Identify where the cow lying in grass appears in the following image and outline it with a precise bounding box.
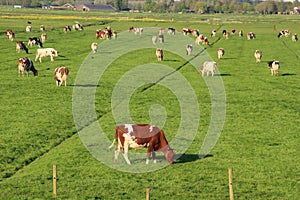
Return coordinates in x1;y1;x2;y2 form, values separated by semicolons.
109;124;175;165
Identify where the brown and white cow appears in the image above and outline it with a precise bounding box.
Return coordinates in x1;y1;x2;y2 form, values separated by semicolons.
6;29;15;42
200;61;217;76
211;29;216;37
278;29;290;38
73;23;84;31
109;124;175;165
54;66;69;86
40;25;45;32
156;48;163;61
217;48;224;59
182;28;193;35
91;42;98;54
254;50;262;63
16;41;29;54
268;60;280;76
129;26;143;35
41;33;47;43
238;30;243;37
18;58;25;76
35;48;58;63
247;32;256;40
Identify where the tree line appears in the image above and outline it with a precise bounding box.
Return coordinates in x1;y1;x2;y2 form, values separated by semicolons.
1;0;299;14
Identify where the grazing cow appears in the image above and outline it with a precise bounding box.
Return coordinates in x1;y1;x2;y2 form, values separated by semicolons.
6;29;15;42
222;30;227;36
167;28;175;35
63;25;71;33
129;26;143;35
196;34;205;45
40;25;45;32
211;29;216;37
18;58;25;76
268;60;280;76
254;50;262;63
109;124;175;165
182;28;193;35
278;29;290;38
200;61;217;76
186;44;193;55
192;29;200;37
247;32;256;40
54;66;69;86
35;48;58;63
238;30;243;37
156;48;163;61
21;57;38;77
152;36;157;45
158;29;164;43
41;33;47;43
292;33;298;42
26;26;32;32
91;42;98;54
217;48;224;59
16;41;29;54
231;29;236;35
28;37;43;48
73;23;84;31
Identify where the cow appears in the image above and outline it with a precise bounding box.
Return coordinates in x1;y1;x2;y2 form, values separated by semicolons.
109;124;175;165
112;31;117;39
222;30;227;36
152;36;157;45
167;28;175;35
268;60;280;76
192;29;200;37
91;42;98;54
156;48;163;61
18;58;25;76
6;29;15;42
41;33;47;43
63;25;71;33
73;23;84;31
35;48;58;63
238;30;243;37
217;48;224;59
247;32;256;40
211;29;216;37
40;25;45;32
231;29;236;35
292;33;298;42
28;37;43;48
186;44;193;55
278;29;290;38
16;41;29;54
54;66;69;86
26;26;32;32
129;26;143;35
21;57;38;77
254;50;262;63
200;61;217;76
158;29;164;43
182;28;193;35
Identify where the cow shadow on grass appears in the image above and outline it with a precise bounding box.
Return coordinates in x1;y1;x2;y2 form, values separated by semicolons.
214;73;231;76
175;153;213;163
71;84;100;87
281;73;296;76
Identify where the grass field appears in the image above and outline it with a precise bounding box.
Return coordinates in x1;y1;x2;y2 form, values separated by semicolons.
0;7;299;199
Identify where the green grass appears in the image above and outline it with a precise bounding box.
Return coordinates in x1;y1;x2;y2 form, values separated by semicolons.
0;7;299;199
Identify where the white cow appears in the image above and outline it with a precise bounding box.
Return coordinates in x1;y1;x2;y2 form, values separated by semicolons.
91;42;98;54
200;61;217;76
35;48;58;63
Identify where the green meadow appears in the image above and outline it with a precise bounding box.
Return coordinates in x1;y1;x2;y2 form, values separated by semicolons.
0;7;299;199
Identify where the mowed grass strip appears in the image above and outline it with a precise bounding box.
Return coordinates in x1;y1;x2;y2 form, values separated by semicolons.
0;8;299;199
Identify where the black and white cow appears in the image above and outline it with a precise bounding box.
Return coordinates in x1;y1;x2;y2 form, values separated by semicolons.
268;60;280;76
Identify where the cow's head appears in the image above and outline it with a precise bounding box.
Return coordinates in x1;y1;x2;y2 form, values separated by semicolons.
52;50;58;57
165;147;175;164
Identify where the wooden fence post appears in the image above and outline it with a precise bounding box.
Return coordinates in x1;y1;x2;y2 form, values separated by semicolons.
228;168;234;200
146;188;151;200
53;164;57;198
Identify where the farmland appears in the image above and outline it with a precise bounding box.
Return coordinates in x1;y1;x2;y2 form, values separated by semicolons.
0;7;299;199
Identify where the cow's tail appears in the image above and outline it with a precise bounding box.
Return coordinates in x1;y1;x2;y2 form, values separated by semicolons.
108;139;116;149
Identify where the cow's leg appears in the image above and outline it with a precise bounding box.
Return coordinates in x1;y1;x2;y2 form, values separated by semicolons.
152;151;157;164
122;139;131;165
50;55;53;62
114;147;120;164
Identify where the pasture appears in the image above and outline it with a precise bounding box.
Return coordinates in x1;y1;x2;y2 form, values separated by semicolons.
0;7;299;199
